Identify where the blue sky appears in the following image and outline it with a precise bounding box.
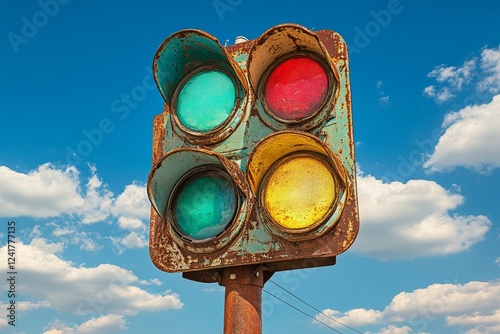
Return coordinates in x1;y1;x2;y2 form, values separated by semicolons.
1;1;500;333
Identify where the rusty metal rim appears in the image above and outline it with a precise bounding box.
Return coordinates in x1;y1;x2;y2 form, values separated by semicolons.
246;130;349;241
256;51;338;129
147;148;252;254
170;62;248;145
167;165;241;244
258;151;345;235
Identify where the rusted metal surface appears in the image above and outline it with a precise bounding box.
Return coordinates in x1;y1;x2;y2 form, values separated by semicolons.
221;265;265;334
148;24;359;279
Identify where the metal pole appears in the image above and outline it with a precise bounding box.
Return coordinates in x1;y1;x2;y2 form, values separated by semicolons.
221;265;264;334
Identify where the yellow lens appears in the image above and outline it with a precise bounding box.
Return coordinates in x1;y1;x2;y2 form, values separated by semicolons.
262;154;336;230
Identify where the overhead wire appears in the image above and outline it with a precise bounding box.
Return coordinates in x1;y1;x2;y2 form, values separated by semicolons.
262;288;344;334
265;279;363;334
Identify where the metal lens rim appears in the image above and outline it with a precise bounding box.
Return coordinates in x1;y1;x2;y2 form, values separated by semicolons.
259;52;336;125
169;165;241;244
171;63;244;138
259;151;341;235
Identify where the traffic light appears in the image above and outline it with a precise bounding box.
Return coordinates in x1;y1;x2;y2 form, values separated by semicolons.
147;24;359;281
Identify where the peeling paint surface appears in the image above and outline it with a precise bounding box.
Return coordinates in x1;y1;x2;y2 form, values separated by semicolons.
148;24;359;280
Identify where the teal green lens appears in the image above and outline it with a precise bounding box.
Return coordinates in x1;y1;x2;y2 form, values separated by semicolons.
177;70;236;132
174;171;237;240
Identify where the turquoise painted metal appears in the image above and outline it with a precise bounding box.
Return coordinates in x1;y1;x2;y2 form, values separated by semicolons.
147;24;359;279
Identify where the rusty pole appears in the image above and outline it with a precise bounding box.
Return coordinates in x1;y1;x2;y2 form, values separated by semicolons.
221;265;264;334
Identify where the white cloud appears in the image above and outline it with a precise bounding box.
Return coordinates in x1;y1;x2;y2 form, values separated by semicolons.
462;324;500;334
375;80;390;106
427;59;476;89
424;44;500;102
424;94;500;172
43;314;127;334
117;232;148;250
77;171;114;224
0;163;150;251
30;237;65;254
352;173;490;260
316;308;383;328
315;280;500;333
0;300;51;313
479;44;500;93
379;95;390;105
140;278;162;286
423;85;436;97
435;87;454;102
0;164;84;218
0;301;52;330
0;163;113;223
447;309;500;326
423;85;454;102
0;164;148;223
112;183;149;220
48;224;103;252
377;325;415;334
52;226;75;237
0;243;183;316
117;217;145;230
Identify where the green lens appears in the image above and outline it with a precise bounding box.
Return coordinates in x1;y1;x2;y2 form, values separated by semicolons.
174;171;237;240
177;70;236;132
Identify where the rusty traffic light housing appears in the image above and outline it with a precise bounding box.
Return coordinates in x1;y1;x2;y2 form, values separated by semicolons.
147;24;359;282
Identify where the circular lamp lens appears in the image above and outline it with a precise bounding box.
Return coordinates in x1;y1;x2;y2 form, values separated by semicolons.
262;154;336;230
264;57;328;121
177;70;236;132
173;170;238;241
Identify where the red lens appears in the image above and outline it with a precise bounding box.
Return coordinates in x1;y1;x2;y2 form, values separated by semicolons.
264;57;328;121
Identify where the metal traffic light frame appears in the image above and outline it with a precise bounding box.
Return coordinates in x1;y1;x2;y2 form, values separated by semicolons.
148;24;359;284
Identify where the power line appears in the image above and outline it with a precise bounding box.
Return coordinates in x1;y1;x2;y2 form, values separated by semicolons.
267;280;363;334
263;289;344;334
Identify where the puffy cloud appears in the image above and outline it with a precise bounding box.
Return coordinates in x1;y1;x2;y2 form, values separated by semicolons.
424;94;500;172
423;85;454;102
77;170;114;224
316;308;383;328
114;232;148;251
427;59;476;89
315;280;500;333
0;163;150;250
479;44;500;93
0;164;84;218
112;183;149;221
423;85;436;96
30;237;65;254
447;310;500;327
377;325;415;334
424;44;500;102
117;217;145;230
43;314;127;334
0;163;113;222
0;243;183;316
352;173;490;260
